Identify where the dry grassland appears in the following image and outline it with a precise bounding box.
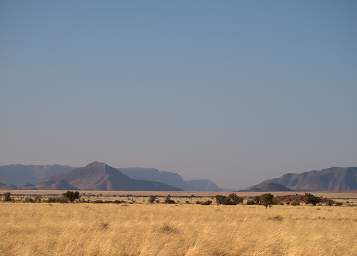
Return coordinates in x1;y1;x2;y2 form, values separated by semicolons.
0;203;356;256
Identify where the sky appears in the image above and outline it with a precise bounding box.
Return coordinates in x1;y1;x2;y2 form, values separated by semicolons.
1;1;356;189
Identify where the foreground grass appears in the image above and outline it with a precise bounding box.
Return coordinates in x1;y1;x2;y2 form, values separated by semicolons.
0;203;356;256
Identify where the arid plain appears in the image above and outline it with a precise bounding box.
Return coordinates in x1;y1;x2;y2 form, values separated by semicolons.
1;191;357;256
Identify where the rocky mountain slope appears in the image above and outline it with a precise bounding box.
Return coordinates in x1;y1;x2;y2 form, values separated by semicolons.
245;167;357;192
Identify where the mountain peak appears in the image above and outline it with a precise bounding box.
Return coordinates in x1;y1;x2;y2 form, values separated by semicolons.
85;161;107;168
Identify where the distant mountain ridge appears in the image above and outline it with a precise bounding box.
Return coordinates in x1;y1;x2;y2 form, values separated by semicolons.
0;162;222;191
0;182;17;190
34;162;181;191
242;182;291;192
120;168;222;191
245;167;357;192
0;164;73;186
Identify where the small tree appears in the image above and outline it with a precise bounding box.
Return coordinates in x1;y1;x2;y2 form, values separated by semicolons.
63;191;81;203
4;192;11;202
304;193;321;206
228;193;243;204
325;199;335;206
253;196;261;204
216;195;231;205
148;195;158;204
215;194;242;205
164;195;176;204
246;199;255;205
216;195;225;205
260;193;274;208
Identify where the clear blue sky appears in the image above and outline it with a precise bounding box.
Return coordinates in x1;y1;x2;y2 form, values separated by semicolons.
1;1;356;188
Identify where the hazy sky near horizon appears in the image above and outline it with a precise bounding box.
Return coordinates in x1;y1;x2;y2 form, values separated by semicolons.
1;1;356;188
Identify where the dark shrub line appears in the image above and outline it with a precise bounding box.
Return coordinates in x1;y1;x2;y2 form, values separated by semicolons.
0;191;345;207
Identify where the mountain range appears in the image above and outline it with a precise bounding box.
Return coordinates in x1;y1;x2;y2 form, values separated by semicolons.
120;168;222;191
1;163;356;192
244;167;357;192
0;162;222;191
36;162;181;191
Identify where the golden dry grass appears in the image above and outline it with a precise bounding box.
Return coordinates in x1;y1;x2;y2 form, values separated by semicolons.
0;203;357;256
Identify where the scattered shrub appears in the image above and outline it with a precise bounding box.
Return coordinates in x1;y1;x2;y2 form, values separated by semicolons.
34;195;42;203
113;200;126;204
24;197;34;203
47;197;68;203
304;193;322;206
164;195;176;204
325;199;335;206
215;193;242;205
253;196;261;204
158;223;178;234
246;199;255;205
63;191;81;203
3;192;11;202
291;200;300;206
228;193;243;204
272;197;282;205
216;195;229;205
259;193;274;208
148;195;158;204
196;200;212;205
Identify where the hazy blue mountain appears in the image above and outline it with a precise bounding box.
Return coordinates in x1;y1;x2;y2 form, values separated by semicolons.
186;179;222;191
120;168;188;189
36;179;78;190
245;167;357;192
38;162;182;191
0;182;17;190
120;167;222;191
0;163;221;191
0;164;73;186
242;182;291;192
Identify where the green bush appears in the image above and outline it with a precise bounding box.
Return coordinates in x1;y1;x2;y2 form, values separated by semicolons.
246;199;256;205
215;193;242;205
253;196;261;204
63;191;81;203
228;193;243;204
304;193;321;206
259;193;274;208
